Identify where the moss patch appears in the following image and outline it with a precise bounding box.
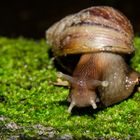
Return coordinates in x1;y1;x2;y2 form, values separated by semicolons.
0;37;140;139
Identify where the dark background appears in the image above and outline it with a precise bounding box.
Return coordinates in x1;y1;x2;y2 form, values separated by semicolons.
1;0;140;39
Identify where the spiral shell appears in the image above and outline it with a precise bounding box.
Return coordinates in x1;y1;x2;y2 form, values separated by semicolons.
46;6;134;56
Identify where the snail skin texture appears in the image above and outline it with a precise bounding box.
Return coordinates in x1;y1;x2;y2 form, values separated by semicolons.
46;6;140;113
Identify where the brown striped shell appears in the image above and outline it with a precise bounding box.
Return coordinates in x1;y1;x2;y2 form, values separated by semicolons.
46;6;134;56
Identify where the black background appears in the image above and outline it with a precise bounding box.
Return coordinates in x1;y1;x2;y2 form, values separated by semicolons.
1;0;140;39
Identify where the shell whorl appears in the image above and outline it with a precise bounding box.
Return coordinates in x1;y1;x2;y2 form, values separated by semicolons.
46;6;134;56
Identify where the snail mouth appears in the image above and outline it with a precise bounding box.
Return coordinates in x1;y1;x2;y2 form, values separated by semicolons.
67;99;97;113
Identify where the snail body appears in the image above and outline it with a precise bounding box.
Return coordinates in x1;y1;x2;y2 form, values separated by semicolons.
46;6;140;113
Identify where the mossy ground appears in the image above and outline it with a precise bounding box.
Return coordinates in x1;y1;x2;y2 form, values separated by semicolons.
0;37;140;139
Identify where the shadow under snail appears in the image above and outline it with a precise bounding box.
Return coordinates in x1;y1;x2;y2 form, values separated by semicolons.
46;6;140;113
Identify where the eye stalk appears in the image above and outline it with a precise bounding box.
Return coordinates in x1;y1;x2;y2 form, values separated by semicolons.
57;72;76;84
58;72;109;87
87;79;109;88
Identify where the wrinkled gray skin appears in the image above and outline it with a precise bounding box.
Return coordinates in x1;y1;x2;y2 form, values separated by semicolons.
61;52;140;113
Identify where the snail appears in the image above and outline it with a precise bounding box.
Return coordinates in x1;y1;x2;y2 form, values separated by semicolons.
46;6;140;113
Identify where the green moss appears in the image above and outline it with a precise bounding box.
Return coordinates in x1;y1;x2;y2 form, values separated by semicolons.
0;37;140;139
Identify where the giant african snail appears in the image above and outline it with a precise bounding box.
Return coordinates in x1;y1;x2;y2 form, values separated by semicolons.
46;6;140;113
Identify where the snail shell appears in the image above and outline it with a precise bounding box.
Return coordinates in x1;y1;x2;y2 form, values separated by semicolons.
46;6;134;56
